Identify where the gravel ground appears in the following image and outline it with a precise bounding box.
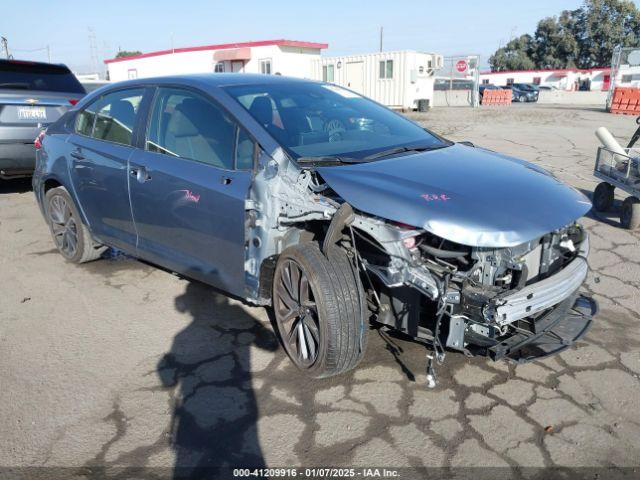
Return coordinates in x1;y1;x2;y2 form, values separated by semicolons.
0;103;639;479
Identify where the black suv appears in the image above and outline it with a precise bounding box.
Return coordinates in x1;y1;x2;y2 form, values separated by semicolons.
0;60;85;179
510;83;539;102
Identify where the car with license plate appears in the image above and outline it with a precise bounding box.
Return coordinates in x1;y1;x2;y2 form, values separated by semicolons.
0;59;85;179
33;74;597;379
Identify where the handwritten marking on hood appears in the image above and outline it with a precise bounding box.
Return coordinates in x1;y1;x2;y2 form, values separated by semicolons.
421;193;451;202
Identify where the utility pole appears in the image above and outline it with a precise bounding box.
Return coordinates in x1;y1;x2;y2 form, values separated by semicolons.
1;36;10;59
88;27;98;75
46;44;51;63
379;26;383;52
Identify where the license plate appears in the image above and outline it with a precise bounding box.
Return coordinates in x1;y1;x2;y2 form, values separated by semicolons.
17;107;47;121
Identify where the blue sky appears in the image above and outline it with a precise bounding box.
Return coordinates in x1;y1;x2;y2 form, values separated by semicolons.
0;0;612;73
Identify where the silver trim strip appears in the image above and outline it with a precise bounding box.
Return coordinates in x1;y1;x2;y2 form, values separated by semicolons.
492;235;589;325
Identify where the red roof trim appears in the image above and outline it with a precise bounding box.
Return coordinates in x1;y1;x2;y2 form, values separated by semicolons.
480;67;610;75
104;39;328;64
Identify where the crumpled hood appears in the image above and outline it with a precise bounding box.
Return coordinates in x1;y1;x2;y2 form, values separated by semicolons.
317;144;591;247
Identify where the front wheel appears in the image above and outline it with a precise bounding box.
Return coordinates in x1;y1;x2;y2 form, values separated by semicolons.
593;182;615;211
45;186;105;263
518;95;526;102
273;243;367;378
621;196;640;230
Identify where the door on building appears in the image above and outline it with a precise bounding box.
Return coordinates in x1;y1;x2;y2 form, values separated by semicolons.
231;60;244;73
346;61;365;94
602;74;611;91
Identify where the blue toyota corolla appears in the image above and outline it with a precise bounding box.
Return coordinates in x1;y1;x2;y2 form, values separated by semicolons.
33;74;596;379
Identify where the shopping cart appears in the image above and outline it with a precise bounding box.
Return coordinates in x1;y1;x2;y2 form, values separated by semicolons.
592;118;640;229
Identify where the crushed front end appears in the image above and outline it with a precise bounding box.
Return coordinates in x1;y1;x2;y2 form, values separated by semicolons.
350;216;596;363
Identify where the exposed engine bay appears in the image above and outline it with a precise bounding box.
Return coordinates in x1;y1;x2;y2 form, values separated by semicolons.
244;147;596;365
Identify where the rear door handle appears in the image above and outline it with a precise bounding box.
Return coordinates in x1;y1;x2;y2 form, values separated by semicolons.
220;176;233;185
130;166;152;183
70;149;84;160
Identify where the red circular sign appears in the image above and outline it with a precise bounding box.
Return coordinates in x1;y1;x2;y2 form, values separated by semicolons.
456;60;468;72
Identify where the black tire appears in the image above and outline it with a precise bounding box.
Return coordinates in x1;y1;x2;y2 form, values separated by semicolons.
621;196;640;230
593;182;615;212
44;186;105;263
272;243;367;378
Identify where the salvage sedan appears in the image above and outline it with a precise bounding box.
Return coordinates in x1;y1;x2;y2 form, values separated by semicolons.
33;74;596;378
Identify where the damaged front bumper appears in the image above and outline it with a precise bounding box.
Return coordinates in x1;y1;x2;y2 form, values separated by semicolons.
485;235;589;326
354;215;597;364
462;293;597;362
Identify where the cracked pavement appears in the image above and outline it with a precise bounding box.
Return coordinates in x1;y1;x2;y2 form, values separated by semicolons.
1;104;639;477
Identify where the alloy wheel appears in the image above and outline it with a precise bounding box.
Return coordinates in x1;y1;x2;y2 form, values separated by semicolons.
48;194;79;258
274;259;320;367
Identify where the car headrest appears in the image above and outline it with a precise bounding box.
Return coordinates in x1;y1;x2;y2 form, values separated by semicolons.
110;100;135;128
249;96;273;126
167;99;204;137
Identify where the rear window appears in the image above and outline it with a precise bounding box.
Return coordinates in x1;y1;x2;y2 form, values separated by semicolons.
0;61;85;93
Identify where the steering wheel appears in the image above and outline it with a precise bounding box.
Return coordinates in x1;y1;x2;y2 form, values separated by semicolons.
324;118;346;142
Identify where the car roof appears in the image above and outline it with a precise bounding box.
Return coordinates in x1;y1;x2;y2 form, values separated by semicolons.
107;73;318;90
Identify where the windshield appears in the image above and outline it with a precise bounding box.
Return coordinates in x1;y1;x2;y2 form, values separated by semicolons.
0;61;85;93
224;82;449;161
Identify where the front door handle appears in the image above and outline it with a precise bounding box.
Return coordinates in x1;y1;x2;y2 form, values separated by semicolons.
130;166;152;183
70;149;84;160
220;176;233;185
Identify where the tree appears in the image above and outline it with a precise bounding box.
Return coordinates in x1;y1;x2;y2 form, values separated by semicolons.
489;35;536;71
115;50;142;59
488;0;640;71
574;0;640;68
531;11;579;69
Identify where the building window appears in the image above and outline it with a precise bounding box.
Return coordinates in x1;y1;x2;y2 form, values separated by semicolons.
322;64;335;82
506;78;514;85
533;77;541;85
427;60;432;69
127;69;138;80
260;59;272;75
379;60;393;79
482;79;489;84
622;74;633;83
214;62;225;73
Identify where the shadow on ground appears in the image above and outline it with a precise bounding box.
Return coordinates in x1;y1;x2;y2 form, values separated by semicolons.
578;187;627;228
157;281;279;478
0;177;32;194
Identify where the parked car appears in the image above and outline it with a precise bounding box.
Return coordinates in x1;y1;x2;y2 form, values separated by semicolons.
33;74;596;378
0;59;85;179
507;84;539;103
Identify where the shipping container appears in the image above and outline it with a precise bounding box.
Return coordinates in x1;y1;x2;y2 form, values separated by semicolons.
312;50;443;110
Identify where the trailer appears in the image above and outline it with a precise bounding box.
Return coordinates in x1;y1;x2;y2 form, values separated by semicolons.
312;50;443;110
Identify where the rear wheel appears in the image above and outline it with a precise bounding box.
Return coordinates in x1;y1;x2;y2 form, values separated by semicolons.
45;186;105;263
621;196;640;230
593;182;615;211
273;243;367;378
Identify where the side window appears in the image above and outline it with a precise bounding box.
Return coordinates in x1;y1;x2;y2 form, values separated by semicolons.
146;88;236;170
92;89;144;146
236;128;255;170
75;100;97;136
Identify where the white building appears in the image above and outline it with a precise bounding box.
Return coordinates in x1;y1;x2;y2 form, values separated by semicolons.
479;66;640;92
105;39;328;82
312;50;443;110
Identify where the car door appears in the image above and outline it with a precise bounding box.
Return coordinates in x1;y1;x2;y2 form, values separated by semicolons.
68;87;146;251
128;86;255;296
